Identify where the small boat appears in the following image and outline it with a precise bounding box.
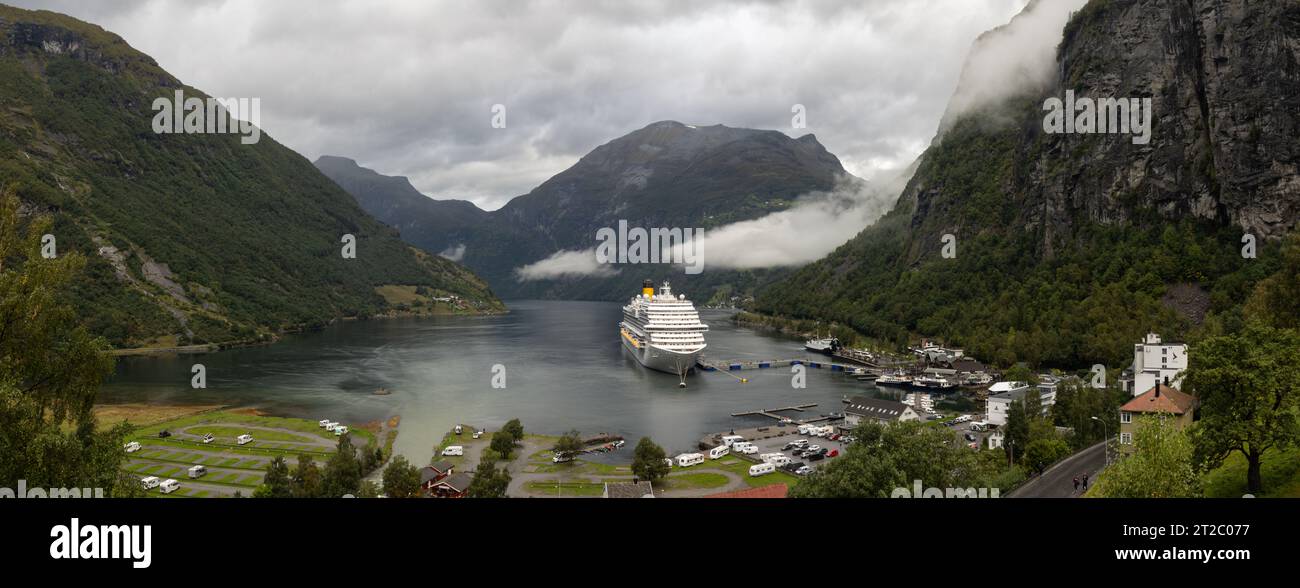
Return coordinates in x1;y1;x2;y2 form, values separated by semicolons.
914;375;957;390
805;336;841;355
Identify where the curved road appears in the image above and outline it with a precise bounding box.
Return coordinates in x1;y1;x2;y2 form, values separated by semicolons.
1007;440;1109;498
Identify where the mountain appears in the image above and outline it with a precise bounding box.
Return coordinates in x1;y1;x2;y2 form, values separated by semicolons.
0;6;504;350
753;0;1299;368
317;121;857;301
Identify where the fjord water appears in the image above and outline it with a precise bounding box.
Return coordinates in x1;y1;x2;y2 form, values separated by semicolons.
100;300;871;461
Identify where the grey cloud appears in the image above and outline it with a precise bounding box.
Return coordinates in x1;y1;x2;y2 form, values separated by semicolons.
12;0;1041;210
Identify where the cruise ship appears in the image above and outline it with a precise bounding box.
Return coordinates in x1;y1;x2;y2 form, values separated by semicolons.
620;280;709;378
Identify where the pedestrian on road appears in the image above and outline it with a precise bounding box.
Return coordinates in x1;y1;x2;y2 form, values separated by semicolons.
1083;473;1090;490
1073;476;1079;491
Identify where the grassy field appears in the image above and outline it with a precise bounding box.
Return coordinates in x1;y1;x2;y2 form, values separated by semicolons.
116;408;374;498
1202;447;1300;498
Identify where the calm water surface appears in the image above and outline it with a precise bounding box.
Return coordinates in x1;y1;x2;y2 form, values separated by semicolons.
100;300;874;461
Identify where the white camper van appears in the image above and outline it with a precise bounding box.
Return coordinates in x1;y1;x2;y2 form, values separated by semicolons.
708;445;730;460
748;463;776;477
334;425;349;436
720;435;745;447
797;424;812;435
140;476;160;490
236;434;253;445
159;479;180;494
319;419;331;428
124;441;141;453
441;445;464;457
676;453;704;467
187;465;207;479
767;454;792;467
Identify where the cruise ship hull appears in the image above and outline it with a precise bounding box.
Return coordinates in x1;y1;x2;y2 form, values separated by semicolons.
621;330;704;374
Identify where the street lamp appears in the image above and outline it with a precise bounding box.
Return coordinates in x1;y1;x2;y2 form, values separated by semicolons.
1091;416;1111;466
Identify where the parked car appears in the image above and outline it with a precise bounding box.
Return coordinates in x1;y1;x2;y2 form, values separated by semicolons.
795;465;814;475
807;445;821;453
829;433;842;441
827;449;839;458
964;433;977;442
472;430;483;439
201;433;215;444
807;452;825;462
157;430;171;438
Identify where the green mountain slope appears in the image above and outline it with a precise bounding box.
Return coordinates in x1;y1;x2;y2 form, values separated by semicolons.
754;0;1298;368
0;6;504;349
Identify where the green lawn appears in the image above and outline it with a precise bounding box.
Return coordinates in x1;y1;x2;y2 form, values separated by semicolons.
1202;447;1300;498
662;472;730;490
523;479;606;497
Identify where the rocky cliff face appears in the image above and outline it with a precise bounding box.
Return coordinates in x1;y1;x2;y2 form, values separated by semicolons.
754;0;1298;367
905;0;1298;261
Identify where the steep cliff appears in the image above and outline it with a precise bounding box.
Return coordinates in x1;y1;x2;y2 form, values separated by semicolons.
755;0;1298;367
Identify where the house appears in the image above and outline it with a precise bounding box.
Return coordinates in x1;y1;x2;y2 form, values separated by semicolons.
1126;333;1187;396
603;480;654;498
986;384;1055;426
419;461;455;493
703;484;789;499
986;430;1004;450
842;396;919;428
426;472;473;498
1118;382;1197;454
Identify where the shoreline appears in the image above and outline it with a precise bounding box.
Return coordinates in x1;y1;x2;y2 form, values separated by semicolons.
108;306;509;357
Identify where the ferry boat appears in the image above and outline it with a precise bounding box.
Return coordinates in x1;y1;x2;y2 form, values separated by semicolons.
620;280;709;378
875;371;914;387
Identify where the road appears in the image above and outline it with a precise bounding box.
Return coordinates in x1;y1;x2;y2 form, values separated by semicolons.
1007;440;1109;498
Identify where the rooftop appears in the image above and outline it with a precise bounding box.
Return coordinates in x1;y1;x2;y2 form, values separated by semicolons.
844;395;911;420
604;481;655;498
1121;384;1196;415
703;484;789;499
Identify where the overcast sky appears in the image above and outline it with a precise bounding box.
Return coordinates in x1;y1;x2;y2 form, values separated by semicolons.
10;0;1050;210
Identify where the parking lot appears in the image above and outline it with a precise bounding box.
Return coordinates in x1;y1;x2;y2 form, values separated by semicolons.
725;425;852;475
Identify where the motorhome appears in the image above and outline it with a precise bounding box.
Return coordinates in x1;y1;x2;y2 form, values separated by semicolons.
441;445;464;457
766;454;792;467
140;476;160;490
708;445;730;460
676;453;704;467
236;434;253;445
733;442;758;454
159;479;180;494
748;463;776;477
954;415;972;424
760;452;784;463
970;421;988;432
720;435;745;447
318;419;331;428
334;425;349;436
797;424;812;435
187;465;207;479
124;441;141;453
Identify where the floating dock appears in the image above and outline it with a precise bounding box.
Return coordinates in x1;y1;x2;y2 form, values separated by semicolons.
697;357;885;374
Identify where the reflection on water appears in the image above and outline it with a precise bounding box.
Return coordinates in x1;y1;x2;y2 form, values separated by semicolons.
100;300;874;461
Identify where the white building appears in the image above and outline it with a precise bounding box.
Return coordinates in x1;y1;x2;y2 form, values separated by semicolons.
986;384;1054;427
1127;333;1187;396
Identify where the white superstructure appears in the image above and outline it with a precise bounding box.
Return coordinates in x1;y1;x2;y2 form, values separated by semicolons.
620;280;708;376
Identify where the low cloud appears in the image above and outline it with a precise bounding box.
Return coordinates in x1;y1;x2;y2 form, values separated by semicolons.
515;249;619;281
938;0;1089;134
438;244;466;262
673;175;899;270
